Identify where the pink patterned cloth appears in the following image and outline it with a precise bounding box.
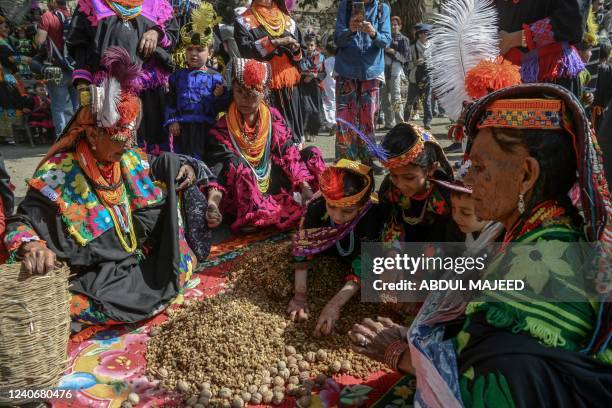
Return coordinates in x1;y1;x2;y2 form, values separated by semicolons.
76;0;174;28
208;107;324;233
526;17;555;49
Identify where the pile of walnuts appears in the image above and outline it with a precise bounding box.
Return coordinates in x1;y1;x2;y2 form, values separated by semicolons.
146;242;389;407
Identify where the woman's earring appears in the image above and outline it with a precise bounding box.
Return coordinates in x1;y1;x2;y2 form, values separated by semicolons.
518;193;525;214
425;180;431;191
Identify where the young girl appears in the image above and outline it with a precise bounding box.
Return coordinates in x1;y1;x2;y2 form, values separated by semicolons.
379;123;459;244
289;159;381;336
299;33;324;143
28;81;54;143
165;43;230;160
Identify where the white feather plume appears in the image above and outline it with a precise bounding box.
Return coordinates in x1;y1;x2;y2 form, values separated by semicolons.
428;0;500;121
99;77;122;128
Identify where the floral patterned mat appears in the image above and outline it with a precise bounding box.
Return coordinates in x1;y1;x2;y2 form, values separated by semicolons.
50;231;416;408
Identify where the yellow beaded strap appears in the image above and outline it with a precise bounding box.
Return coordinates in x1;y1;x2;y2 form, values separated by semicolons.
107;203;138;253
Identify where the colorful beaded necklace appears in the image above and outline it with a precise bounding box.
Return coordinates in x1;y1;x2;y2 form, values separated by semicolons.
76;140;137;252
501;200;566;250
227;103;273;192
105;0;144;21
251;3;287;37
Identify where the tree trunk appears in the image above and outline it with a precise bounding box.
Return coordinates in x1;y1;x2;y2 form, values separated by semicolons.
390;0;426;42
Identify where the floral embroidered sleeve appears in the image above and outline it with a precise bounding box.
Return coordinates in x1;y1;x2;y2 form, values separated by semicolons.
522;0;584;49
3;221;44;263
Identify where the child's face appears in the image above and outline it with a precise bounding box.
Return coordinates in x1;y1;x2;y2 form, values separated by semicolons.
306;41;316;53
389;164;430;198
391;21;401;34
326;202;361;225
186;46;209;69
18;30;26;39
451;193;488;234
579;48;592;64
35;85;47;96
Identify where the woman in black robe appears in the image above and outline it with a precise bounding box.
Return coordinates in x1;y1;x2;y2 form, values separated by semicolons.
3;48;215;326
234;0;305;145
67;0;179;152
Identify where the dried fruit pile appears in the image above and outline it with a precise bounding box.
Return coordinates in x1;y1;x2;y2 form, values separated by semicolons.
146;241;389;407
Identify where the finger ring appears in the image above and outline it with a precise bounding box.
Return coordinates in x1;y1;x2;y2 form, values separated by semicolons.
358;334;369;347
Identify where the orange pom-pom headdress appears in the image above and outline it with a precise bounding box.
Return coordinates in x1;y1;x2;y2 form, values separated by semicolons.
233;58;272;94
465;58;521;100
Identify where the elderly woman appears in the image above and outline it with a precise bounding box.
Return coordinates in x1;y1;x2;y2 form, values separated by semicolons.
234;0;305;145
3;48;215;326
205;58;324;233
349;84;612;407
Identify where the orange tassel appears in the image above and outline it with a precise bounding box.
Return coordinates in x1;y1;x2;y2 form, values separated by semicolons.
268;54;301;90
465;58;521;100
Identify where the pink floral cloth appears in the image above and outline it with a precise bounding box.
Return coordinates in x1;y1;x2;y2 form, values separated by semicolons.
207;107;324;232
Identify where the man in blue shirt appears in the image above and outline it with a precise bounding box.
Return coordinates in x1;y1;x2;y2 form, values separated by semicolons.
334;0;391;167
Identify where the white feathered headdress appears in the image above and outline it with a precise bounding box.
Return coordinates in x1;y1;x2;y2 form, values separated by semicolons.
427;0;500;121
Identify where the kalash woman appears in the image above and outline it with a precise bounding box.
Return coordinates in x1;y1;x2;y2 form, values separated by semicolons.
68;0;179;153
234;0;305;145
3;48;216;327
289;159;381;336
348;84;612;407
378;123;461;243
205;58;324;233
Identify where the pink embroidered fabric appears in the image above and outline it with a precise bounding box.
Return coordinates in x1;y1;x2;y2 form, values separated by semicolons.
208;107;324;232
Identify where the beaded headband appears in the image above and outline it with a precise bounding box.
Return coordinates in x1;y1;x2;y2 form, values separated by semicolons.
320;159;373;208
383;137;425;169
477;98;564;130
382;123;436;169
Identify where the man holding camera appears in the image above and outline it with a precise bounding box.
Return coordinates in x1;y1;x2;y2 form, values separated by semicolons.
334;0;391;169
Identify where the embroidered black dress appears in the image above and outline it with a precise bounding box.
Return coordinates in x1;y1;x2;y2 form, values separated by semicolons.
4;152;211;324
234;5;305;144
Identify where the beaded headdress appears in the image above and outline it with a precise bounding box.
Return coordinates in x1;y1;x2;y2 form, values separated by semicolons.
232;58;272;94
381;123;454;180
179;1;221;47
38;47;142;166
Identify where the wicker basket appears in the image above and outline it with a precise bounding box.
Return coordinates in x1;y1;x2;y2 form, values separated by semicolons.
0;263;71;406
